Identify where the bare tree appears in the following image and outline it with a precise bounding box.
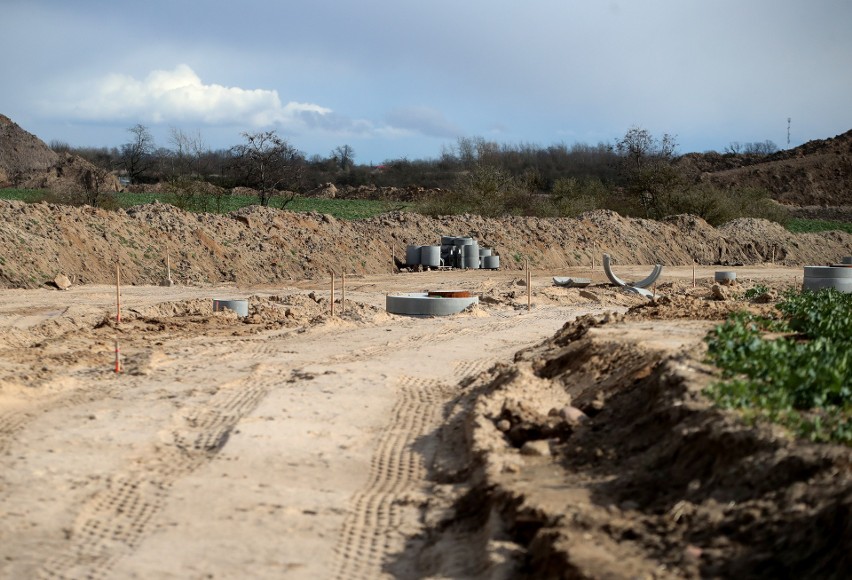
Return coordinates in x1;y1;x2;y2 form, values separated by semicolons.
230;130;305;206
725;141;743;155
120;124;155;183
743;140;778;155
615;126;677;169
331;145;355;171
169;127;207;179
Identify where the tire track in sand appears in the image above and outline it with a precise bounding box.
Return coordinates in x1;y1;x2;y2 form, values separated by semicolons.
332;375;452;579
36;365;274;580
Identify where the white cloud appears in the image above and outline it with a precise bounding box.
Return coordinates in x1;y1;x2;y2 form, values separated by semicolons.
51;64;332;129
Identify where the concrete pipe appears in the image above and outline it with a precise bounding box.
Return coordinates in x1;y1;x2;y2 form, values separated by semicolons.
213;299;249;317
454;237;474;247
803;266;852;278
479;248;492;257
406;245;422;266
714;271;737;284
441;236;457;246
803;266;852;293
462;243;480;269
386;292;479;316
482;255;500;269
420;245;442;268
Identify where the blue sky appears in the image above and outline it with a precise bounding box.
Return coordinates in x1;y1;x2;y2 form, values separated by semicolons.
2;0;850;164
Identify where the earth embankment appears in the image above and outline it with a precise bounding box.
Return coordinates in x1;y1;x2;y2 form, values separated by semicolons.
1;200;850;289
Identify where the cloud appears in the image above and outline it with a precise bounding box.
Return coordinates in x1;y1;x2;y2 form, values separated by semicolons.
49;64;332;129
383;107;461;138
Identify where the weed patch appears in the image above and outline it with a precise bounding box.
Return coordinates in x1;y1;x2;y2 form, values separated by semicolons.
705;289;852;444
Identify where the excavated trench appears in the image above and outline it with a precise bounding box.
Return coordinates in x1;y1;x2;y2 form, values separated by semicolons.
403;313;852;579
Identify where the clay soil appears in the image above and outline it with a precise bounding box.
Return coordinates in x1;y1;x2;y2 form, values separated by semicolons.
0;259;850;579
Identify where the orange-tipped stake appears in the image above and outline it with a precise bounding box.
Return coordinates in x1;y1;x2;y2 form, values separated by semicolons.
114;338;121;373
330;271;335;317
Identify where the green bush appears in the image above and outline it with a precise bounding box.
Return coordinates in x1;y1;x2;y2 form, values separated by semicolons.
705;289;852;444
551;177;607;217
657;185;788;226
417;164;539;217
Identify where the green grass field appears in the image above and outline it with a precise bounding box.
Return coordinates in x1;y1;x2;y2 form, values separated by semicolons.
0;188;409;220
786;218;852;235
1;188;850;230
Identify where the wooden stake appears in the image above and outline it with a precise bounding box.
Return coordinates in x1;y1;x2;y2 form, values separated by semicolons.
772;245;776;265
392;245;395;274
115;262;121;323
653;281;657;302
692;261;696;288
330;271;335;317
166;253;171;279
526;259;531;311
342;272;346;314
114;337;121;373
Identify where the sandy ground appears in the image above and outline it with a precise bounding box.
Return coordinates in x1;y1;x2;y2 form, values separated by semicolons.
0;267;610;578
0;265;819;578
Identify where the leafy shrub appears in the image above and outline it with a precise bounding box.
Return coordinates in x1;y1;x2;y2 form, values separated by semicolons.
742;284;769;300
37;184;120;210
657;185;788;226
705;289;852;444
417;164;543;217
551;177;607;217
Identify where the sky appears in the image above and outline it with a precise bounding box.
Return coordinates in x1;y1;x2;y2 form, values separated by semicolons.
2;0;851;165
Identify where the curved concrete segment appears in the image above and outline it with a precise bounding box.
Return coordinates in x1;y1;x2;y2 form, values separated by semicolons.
553;277;591;288
602;254;662;289
213;299;249;317
386;292;479;316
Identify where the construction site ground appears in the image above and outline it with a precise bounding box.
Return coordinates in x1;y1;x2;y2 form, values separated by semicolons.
2;265;849;579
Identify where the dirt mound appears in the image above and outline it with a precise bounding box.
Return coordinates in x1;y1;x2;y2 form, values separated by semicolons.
413;313;852;578
0;114;59;185
0;114;119;192
1;200;850;289
677;129;852;206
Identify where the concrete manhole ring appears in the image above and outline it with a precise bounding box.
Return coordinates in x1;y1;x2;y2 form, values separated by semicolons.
386;292;479;316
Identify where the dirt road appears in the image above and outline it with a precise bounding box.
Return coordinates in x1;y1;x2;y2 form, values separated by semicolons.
3;265;845;579
0;269;621;578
